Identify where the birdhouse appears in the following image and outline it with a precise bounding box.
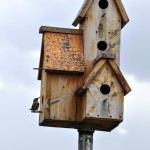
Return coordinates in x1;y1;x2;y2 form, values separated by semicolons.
75;58;131;131
71;0;131;131
36;0;131;131
38;26;85;128
72;0;129;69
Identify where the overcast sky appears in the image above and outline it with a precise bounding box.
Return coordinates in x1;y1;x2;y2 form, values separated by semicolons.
0;0;150;150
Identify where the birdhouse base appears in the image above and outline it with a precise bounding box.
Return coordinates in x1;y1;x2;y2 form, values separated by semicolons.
39;119;76;129
73;118;123;132
39;118;122;132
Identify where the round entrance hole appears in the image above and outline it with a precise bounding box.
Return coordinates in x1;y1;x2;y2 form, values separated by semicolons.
99;0;109;9
100;84;110;95
97;41;107;51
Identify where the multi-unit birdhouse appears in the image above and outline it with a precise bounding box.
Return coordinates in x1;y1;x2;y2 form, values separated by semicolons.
37;0;131;131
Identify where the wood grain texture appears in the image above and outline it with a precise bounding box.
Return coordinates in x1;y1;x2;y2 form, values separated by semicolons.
49;74;78;121
115;0;129;27
40;26;83;34
93;53;114;65
72;0;129;28
39;71;51;123
85;62;124;120
76;59;106;95
108;60;131;95
79;0;121;82
77;59;131;95
72;0;94;26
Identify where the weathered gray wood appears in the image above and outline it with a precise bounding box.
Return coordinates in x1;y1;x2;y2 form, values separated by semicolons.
39;70;50;123
93;53;114;65
79;0;122;80
34;68;45;70
72;0;94;27
76;59;106;95
108;60;131;95
40;26;83;34
76;59;131;95
115;0;129;27
38;0;131;131
85;62;124;120
72;0;129;28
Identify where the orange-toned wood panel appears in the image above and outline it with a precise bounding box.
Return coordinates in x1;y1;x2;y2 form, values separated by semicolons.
43;33;85;74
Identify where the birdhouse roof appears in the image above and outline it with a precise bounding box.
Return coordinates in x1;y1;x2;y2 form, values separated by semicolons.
76;59;131;95
72;0;129;28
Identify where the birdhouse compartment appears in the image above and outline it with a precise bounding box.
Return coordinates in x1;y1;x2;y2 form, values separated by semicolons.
76;59;131;131
38;26;85;127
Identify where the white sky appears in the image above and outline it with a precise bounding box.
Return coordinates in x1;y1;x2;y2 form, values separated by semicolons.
0;0;150;150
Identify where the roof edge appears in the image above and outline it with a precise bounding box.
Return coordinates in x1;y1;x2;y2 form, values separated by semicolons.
108;60;131;95
76;59;131;95
72;0;129;28
76;59;107;95
40;26;83;35
115;0;129;28
72;0;94;27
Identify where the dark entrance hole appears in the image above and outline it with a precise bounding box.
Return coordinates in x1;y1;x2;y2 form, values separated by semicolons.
98;0;109;9
100;84;110;95
97;41;107;51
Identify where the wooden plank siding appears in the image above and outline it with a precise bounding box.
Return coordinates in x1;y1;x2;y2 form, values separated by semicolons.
79;0;121;82
85;62;124;120
72;0;129;28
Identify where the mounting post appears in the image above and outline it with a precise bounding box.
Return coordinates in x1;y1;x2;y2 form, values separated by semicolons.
78;129;94;150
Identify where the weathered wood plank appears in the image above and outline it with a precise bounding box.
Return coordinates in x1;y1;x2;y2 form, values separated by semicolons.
38;36;44;80
72;0;94;27
80;0;121;81
72;0;129;28
39;71;50;123
40;26;83;34
115;0;129;27
45;69;84;75
93;53;114;65
108;60;131;95
86;62;124;119
49;74;78;121
76;59;106;95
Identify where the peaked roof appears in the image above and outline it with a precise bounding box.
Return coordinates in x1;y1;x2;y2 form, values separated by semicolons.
72;0;129;28
76;59;131;95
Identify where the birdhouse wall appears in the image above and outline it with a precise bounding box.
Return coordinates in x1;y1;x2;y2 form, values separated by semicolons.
80;0;121;78
38;27;86;127
77;62;124;122
48;74;78;121
39;72;83;127
39;71;51;124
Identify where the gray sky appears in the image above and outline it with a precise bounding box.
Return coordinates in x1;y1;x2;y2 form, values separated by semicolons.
0;0;150;150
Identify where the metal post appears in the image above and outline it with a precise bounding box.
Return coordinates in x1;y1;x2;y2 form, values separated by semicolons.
78;130;94;150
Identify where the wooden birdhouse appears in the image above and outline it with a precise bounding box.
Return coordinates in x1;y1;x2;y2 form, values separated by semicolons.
36;0;131;131
75;58;131;131
72;0;129;71
71;0;131;131
38;26;85;128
